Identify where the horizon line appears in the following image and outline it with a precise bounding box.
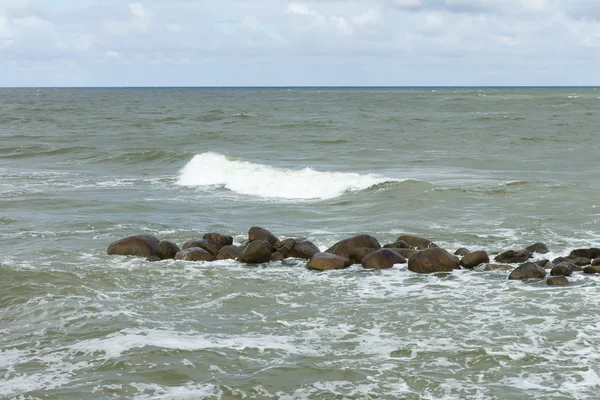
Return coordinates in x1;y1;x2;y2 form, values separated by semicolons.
1;85;599;89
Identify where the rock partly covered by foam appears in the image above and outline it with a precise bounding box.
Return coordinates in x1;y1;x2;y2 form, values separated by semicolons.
395;235;437;250
175;247;215;262
525;242;550;254
202;233;233;250
408;248;458;273
325;234;381;259
306;252;352;271
362;249;407;270
182;239;219;256
508;262;546;280
495;249;532;263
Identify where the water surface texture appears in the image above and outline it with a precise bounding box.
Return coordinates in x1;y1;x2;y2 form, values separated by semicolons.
1;87;600;399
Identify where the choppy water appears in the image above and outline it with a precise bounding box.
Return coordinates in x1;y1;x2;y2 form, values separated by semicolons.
1;87;600;399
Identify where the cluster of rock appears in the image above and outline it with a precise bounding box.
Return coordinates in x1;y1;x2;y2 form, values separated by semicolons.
107;227;600;285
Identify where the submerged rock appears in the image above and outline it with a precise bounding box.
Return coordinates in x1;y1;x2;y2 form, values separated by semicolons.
476;263;513;271
306;252;352;271
362;249;406;270
547;277;569;286
175;247;215;262
408;248;458;273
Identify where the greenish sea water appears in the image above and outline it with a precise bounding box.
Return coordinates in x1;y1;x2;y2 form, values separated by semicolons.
1;87;600;399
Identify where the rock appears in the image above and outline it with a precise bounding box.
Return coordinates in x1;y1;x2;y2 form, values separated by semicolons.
383;240;410;249
535;259;551;269
550;262;574;277
508;262;546;280
248;227;279;247
454;247;471;257
570;248;600;260
583;265;600;274
216;245;244;260
408;248;458;273
460;250;489;268
202;233;233;250
325;234;381;258
362;249;407;270
566;256;591;266
476;263;513;271
270;252;284;262
107;234;160;258
156;240;180;260
525;242;550;254
386;248;417;259
306;252;352;271
146;255;162;262
182;239;218;256
288;239;320;259
552;256;569;265
592;258;600;266
495;249;532;263
349;247;376;264
274;238;296;258
395;235;437;250
175;247;215;262
237;240;272;264
547;277;569;286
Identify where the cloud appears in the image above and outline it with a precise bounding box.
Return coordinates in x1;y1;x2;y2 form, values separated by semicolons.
166;23;181;32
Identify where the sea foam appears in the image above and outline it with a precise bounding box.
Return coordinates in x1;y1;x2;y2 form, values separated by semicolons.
176;152;398;200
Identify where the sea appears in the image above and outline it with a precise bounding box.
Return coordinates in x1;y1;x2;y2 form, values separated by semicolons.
1;87;600;399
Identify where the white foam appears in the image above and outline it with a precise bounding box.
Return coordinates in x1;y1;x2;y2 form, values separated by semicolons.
176;152;398;200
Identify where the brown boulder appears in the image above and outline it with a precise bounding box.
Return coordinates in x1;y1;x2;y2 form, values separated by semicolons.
387;248;417;259
325;234;381;258
107;234;160;258
570;248;600;260
547;277;569;286
508;262;546;280
583;265;600;274
349;247;376;264
216;245;244;260
495;249;532;263
237;240;272;264
383;240;410;249
362;249;406;270
592;258;600;266
476;263;513;271
408;248;458;273
525;242;550;254
454;247;471;257
182;239;218;256
202;233;233;250
550;262;574;277
175;247;215;262
248;227;279;247
288;239;320;259
306;253;352;271
156;240;180;260
395;235;437;250
271;252;284;262
460;250;489;268
566;256;591;266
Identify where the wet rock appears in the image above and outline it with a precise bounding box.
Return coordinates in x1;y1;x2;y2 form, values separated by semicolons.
508;262;546;280
592;258;600;266
237;240;272;264
395;235;437;250
156;240;180;260
288;239;320;259
460;250;489;269
495;249;532;263
383;240;410;249
552;256;569;265
476;263;513;271
349;247;376;264
107;234;160;258
146;255;162;262
175;247;215;262
325;234;381;258
182;239;218;256
216;245;244;260
248;227;279;247
454;247;471;257
547;277;569;286
583;265;600;274
569;248;600;260
566;256;591;267
202;233;233;250
306;253;352;271
408;248;458;274
274;238;296;258
362;249;407;270
270;252;284;262
525;242;550;254
535;259;551;269
550;262;574;277
386;248;417;259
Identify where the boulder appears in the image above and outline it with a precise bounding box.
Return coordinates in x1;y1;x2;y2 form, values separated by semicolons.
395;235;437;250
216;245;244;260
552;256;569;265
383;240;410;249
306;252;352;271
271;252;284;262
349;247;376;264
175;247;215;262
460;250;489;269
508;262;546;280
525;242;550;254
248;227;279;247
362;249;407;270
550;262;574;277
387;248;417;259
182;239;218;256
565;256;591;266
476;263;513;271
547;277;569;286
107;234;160;258
535;259;551;269
408;248;458;273
288;239;320;259
202;233;233;250
583;265;600;274
592;258;600;266
495;249;532;263
237;240;272;264
146;255;162;262
156;240;180;260
454;247;471;257
570;248;600;260
274;238;296;258
325;234;381;258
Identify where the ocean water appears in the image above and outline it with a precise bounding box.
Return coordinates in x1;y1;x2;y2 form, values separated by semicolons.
1;87;600;399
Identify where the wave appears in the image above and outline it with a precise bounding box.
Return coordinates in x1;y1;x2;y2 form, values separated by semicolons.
176;152;401;200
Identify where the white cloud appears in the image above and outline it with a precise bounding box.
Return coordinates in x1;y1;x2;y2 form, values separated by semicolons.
106;50;120;58
353;9;380;26
13;15;52;30
166;23;180;32
129;3;148;19
0;16;15;38
286;3;325;23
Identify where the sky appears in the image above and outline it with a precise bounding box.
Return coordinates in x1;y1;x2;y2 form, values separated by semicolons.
1;0;599;86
